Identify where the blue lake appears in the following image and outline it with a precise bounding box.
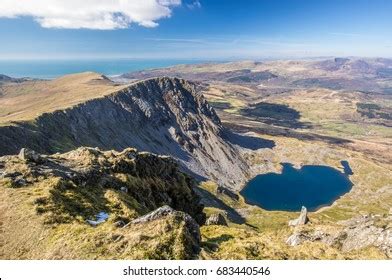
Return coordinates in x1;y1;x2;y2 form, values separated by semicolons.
240;162;353;211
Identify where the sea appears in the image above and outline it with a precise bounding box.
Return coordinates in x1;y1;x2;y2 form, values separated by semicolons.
0;58;208;79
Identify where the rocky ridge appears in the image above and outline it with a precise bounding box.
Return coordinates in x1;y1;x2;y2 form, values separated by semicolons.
0;147;205;224
0;77;248;190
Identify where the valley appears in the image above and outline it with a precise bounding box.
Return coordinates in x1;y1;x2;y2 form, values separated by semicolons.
1;58;391;259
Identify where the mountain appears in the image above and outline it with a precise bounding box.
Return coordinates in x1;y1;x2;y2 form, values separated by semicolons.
0;74;30;84
117;58;392;94
0;73;248;189
313;58;376;75
119;67;277;84
0;74;13;82
0;72;249;259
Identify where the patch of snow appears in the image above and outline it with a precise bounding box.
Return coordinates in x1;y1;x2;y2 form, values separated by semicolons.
86;211;109;227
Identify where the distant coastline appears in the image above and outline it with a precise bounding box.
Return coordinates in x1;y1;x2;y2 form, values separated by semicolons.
0;58;208;79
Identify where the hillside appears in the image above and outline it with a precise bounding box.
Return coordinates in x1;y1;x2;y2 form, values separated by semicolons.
0;74;29;84
0;74;248;189
0;147;204;259
0;72;126;124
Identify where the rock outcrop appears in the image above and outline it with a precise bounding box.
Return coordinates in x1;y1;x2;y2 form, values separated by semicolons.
131;205;176;224
0;146;206;224
286;214;392;258
0;146;207;260
0;77;248;189
339;214;392;257
286;230;335;247
130;205;201;245
18;148;44;163
216;185;239;201
0;147;205;259
286;232;304;246
288;206;309;226
205;213;228;226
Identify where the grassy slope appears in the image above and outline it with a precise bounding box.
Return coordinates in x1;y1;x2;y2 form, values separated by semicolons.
0;72;128;125
0;149;202;260
0;180;195;259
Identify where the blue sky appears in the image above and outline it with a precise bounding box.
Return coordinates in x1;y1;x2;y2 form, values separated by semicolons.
0;0;391;59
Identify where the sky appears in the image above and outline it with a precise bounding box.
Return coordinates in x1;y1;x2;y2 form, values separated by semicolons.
0;0;391;60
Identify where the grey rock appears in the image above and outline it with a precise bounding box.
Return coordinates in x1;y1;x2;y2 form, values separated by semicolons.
15;177;27;186
114;220;126;228
130;205;201;243
18;148;44;163
289;206;309;226
216;186;239;201
205;213;228;226
286;215;392;257
339;215;392;257
286;230;334;246
64;172;76;179
120;186;128;193
131;205;176;224
286;232;304;246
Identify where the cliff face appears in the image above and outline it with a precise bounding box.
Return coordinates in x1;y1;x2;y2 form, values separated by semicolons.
0;77;248;189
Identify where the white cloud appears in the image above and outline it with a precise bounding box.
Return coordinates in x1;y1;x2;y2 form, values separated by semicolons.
186;1;201;9
0;0;181;29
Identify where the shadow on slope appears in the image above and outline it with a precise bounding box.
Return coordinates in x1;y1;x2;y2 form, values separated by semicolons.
226;122;352;145
223;130;275;150
195;187;245;224
240;102;312;129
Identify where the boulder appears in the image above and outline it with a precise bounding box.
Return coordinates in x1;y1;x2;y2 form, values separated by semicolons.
114;220;126;228
120;186;128;193
216;186;239;201
286;230;333;246
18;148;43;163
289;206;309;226
130;205;201;244
286;232;304;246
131;205;175;224
205;213;228;226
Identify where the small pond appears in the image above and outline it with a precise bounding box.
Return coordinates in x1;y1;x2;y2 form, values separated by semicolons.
240;162;353;211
